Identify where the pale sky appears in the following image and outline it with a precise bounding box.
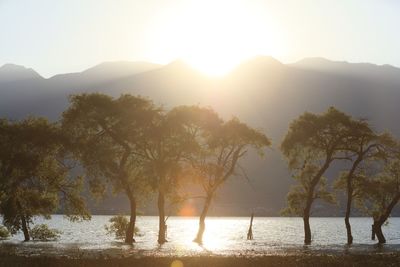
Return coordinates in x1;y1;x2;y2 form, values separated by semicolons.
0;0;399;77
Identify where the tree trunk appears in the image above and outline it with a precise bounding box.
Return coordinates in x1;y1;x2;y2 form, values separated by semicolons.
345;216;353;245
303;184;315;245
302;159;331;245
371;224;376;240
157;189;167;244
373;221;386;244
344;187;353;245
125;194;137;244
371;192;400;244
194;194;213;244
303;213;311;245
247;213;254;240
344;156;361;245
21;215;30;241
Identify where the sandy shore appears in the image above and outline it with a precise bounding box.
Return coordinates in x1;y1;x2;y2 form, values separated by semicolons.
1;243;400;267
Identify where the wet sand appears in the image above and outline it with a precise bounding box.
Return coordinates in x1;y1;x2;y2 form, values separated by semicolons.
1;242;400;267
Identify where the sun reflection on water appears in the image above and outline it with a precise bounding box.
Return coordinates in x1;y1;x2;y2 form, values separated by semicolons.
201;219;231;251
169;217;233;254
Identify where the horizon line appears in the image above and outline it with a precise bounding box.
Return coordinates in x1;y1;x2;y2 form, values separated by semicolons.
1;55;399;79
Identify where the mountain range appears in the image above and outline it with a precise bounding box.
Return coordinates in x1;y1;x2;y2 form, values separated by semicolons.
1;57;400;216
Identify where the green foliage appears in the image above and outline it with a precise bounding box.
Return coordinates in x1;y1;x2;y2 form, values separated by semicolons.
0;226;10;239
30;224;62;241
280;107;357;216
334;125;396;186
281;107;354;169
282;176;335;216
104;215;139;240
334;169;369;198
62;93;157;200
356;159;400;220
281;185;307;216
188;115;271;195
0;117;90;237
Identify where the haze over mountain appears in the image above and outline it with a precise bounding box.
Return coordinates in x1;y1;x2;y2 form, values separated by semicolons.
0;64;43;83
1;57;400;216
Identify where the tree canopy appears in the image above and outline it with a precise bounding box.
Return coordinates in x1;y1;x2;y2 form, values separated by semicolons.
62;93;159;244
0;117;89;241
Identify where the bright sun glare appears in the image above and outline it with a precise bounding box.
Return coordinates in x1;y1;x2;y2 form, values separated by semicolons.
154;0;283;76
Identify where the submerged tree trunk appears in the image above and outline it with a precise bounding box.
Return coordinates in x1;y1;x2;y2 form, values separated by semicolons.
344;216;353;245
345;186;354;245
371;225;376;240
125;194;137;244
247;213;254;240
303;213;311;245
21;215;30;241
302;160;331;245
194;194;213;244
344;157;361;245
158;189;167;244
373;221;386;244
372;193;400;244
303;183;316;245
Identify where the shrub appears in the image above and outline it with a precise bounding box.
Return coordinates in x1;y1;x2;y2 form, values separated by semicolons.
30;224;62;241
104;215;139;240
0;226;10;239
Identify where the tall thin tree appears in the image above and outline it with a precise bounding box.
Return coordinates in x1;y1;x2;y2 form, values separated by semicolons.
334;123;394;245
189;117;270;244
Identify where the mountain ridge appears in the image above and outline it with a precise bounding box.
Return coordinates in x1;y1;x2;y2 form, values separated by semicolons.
0;63;43;83
3;57;400;82
1;57;400;216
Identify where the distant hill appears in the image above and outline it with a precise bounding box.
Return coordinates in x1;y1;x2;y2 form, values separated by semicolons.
0;64;43;83
1;57;400;216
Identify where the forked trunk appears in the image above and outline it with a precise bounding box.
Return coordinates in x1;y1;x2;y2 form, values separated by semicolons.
21;215;30;241
194;194;213;244
158;189;167;244
125;194;137;244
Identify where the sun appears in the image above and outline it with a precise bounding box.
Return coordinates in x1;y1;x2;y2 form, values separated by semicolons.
149;0;284;76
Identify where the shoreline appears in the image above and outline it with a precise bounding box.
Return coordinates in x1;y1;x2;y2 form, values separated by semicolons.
1;253;400;267
1;243;400;267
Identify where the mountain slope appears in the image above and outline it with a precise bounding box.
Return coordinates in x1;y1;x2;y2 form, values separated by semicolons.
1;58;400;216
0;64;43;83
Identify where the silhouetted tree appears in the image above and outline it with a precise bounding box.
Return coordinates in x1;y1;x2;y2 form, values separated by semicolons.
334;124;395;245
281;107;355;244
62;93;158;244
0;118;90;241
357;156;400;244
136;106;218;244
189;117;270;244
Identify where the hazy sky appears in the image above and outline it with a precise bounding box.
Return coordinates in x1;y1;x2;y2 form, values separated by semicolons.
1;0;399;77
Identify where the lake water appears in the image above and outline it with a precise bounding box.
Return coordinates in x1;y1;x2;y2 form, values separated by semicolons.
2;216;400;255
